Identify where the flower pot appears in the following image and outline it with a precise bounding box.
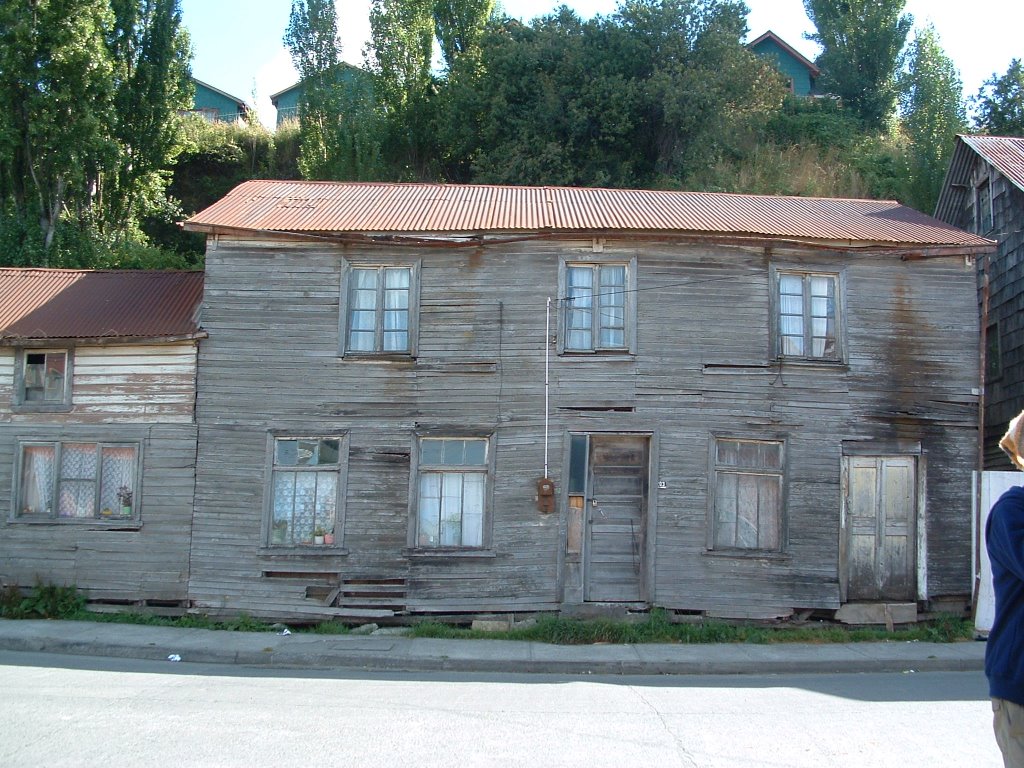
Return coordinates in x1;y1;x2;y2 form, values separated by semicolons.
323;533;335;546
314;535;325;545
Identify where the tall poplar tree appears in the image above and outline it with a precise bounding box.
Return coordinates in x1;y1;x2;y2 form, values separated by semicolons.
367;0;435;177
104;0;193;235
285;0;380;179
0;0;116;258
897;25;965;212
804;0;912;129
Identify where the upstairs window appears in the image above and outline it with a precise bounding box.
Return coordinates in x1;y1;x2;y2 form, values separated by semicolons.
16;350;71;408
344;266;416;355
561;260;635;353
775;270;840;361
16;441;138;521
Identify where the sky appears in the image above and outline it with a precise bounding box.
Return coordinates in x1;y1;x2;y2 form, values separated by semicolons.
180;0;1023;129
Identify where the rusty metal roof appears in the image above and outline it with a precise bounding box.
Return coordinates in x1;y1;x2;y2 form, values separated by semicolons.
185;180;992;250
934;135;1024;224
0;269;204;343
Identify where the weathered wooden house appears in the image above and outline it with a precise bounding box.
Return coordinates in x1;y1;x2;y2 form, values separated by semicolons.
183;181;991;623
935;134;1024;469
0;269;205;609
748;30;820;97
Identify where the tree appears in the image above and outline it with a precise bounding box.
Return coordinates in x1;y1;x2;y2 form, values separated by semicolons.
437;0;783;187
284;0;381;179
897;24;965;212
432;0;495;71
104;0;193;236
804;0;912;129
367;0;436;177
974;59;1024;136
0;0;117;258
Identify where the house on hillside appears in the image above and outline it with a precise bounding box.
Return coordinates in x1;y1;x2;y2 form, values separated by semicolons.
748;30;820;97
182;181;992;624
0;269;205;610
935;134;1024;468
269;64;373;126
190;78;250;123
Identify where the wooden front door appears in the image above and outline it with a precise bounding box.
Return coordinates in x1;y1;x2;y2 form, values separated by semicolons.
844;456;918;601
584;435;649;602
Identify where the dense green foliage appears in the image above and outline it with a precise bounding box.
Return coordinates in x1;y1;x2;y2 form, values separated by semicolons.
974;59;1024;137
0;0;192;268
898;25;966;212
803;0;912;130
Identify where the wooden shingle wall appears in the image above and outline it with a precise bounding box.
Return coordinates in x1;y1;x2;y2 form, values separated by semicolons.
188;236;978;620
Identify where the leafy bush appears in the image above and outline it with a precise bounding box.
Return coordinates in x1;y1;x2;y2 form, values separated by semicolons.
0;581;86;619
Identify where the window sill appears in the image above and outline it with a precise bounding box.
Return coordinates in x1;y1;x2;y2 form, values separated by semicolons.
404;548;497;559
559;351;634;360
773;358;847;371
8;518;142;530
260;546;349;557
702;549;790;564
341;354;416;364
10;403;73;414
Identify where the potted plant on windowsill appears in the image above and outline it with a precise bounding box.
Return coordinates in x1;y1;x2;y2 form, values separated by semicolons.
313;526;326;546
116;485;133;517
271;519;288;545
323;530;335;546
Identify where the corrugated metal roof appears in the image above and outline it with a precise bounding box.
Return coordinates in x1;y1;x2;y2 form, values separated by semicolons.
961;134;1024;193
0;269;204;343
185;180;993;249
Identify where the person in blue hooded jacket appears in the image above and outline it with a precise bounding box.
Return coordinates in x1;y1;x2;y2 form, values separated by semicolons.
987;410;1024;766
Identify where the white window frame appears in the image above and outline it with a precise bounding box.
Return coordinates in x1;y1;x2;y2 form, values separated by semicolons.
339;262;420;357
558;257;637;354
264;435;348;549
411;434;493;550
13;348;72;410
13;440;141;522
708;437;785;553
771;267;843;363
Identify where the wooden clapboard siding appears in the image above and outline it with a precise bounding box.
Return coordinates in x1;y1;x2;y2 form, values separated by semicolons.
0;423;197;602
0;340;199;603
189;234;978;619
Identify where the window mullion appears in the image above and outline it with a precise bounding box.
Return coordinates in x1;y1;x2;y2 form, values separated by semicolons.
590;266;600;349
375;268;385;351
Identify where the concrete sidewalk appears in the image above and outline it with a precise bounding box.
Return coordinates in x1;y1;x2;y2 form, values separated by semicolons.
0;618;987;675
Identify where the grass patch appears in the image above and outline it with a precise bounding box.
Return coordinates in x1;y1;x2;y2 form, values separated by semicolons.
407;609;973;645
2;585;971;644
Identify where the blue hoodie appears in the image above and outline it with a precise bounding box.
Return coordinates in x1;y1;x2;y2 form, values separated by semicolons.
986;485;1024;705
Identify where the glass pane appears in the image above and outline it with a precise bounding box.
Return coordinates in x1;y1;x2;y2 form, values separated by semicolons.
420;439;443;465
318;439;340;465
599;265;626;291
779;274;803;295
462;474;485;546
100;446;136;517
568;435;587;494
781;335;804;356
441;439;466;466
19;445;55;516
600;326;625;348
418;474;441;546
275;440;298;466
292;473;317;543
348;329;375;352
296;440;319;466
717;440;739;467
315;472;338;532
271;473;295;545
43;353;65;401
59;482;94;519
385;268;411;290
463;439;487;466
352;268;378;291
439;473;463;546
61;443;97;480
779;294;803;316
